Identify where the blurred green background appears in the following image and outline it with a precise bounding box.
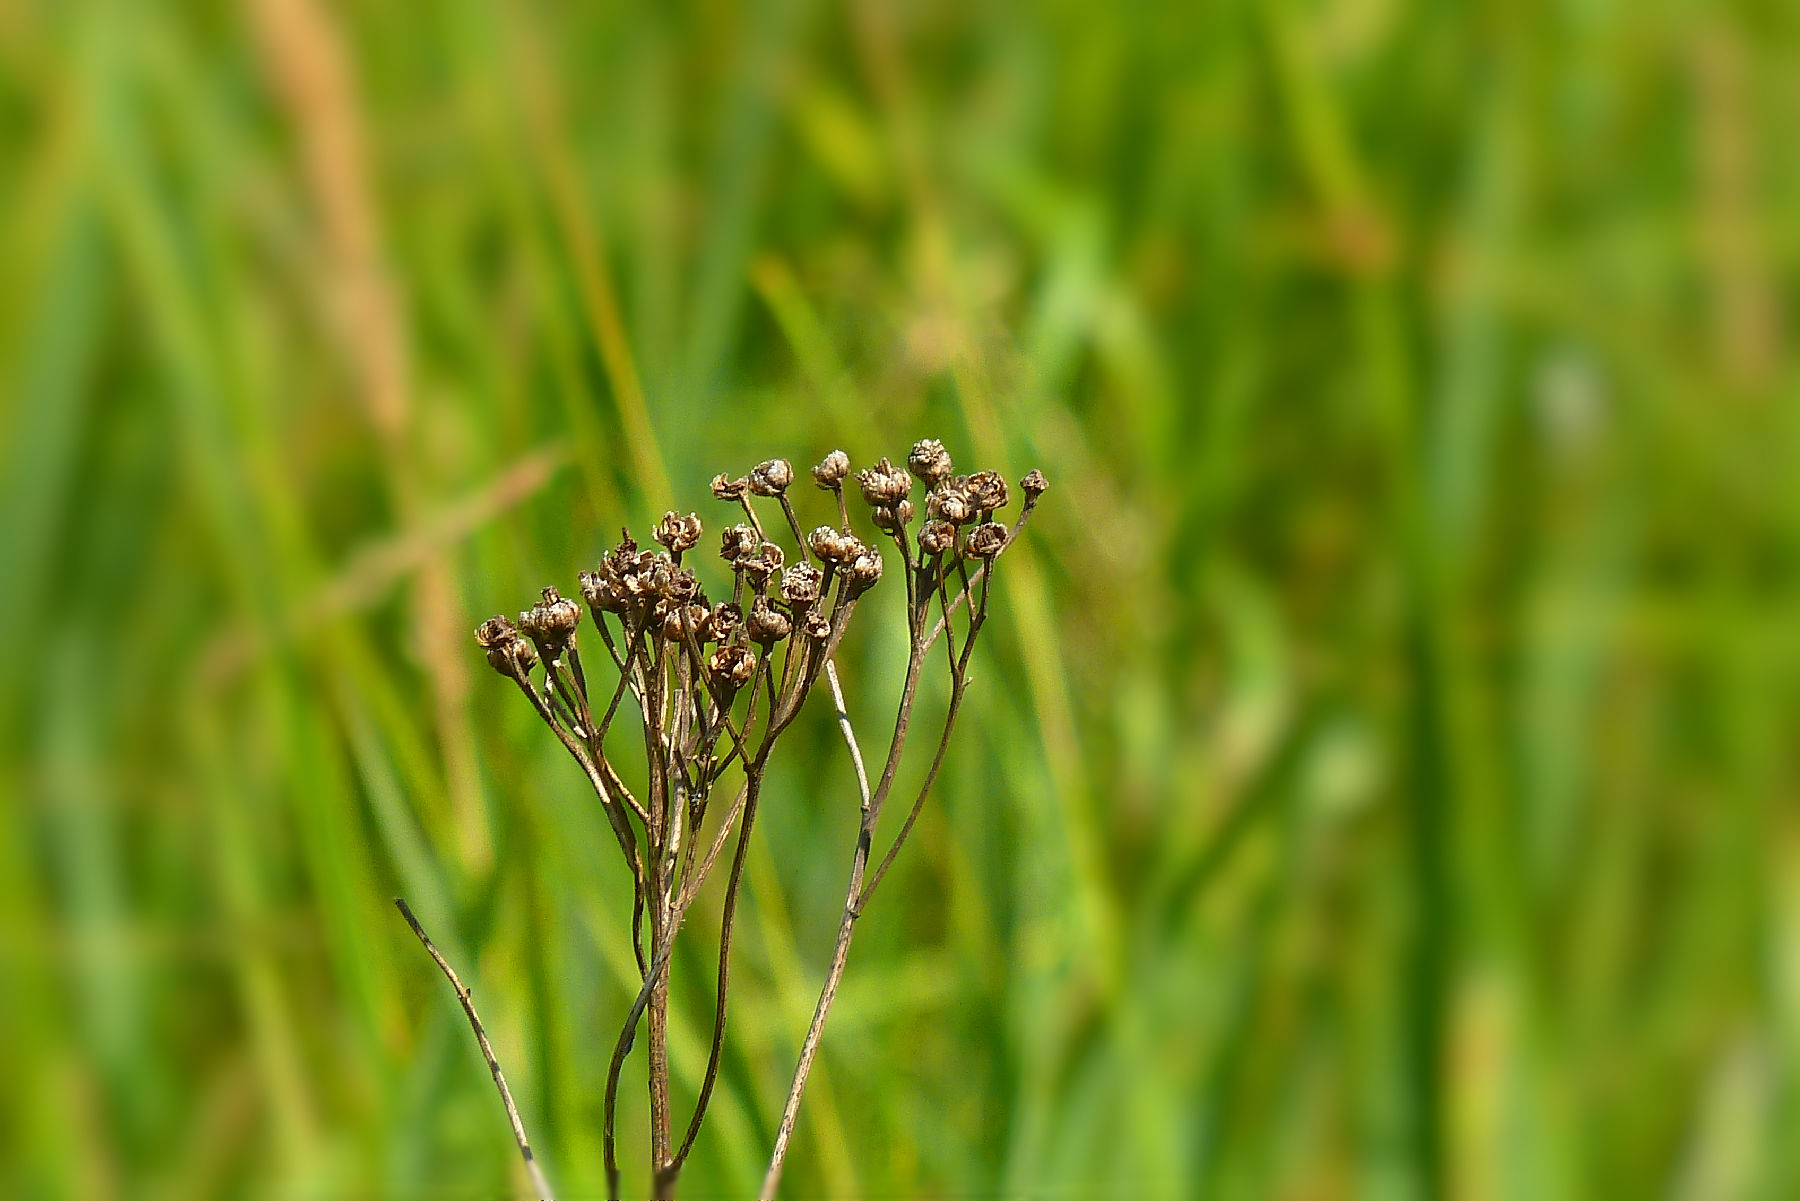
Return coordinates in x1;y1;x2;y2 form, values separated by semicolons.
5;0;1800;1197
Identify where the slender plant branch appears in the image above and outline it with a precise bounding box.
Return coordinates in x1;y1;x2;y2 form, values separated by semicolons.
395;898;554;1201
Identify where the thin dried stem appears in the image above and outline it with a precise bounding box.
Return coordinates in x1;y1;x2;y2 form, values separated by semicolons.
395;899;554;1201
825;660;872;809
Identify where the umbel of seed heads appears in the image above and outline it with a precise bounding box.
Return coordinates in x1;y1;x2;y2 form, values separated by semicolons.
461;440;1045;1201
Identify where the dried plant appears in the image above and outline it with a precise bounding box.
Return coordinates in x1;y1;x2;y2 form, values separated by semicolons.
396;441;1044;1199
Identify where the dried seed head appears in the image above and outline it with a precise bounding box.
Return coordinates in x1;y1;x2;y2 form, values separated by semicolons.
579;568;626;614
748;458;794;496
919;519;956;555
809;525;858;564
871;505;899;532
708;644;758;693
519;586;582;658
927;487;971;525
711;472;748;501
612;535;654;574
908;438;954;486
720;523;760;564
654;511;704;555
801;608;832;640
709;601;743;643
661;600;710;643
964;521;1008;559
475;614;515;650
873;497;916;532
741;541;785;587
662;564;702;605
812;449;850;489
475;615;536;676
846;549;884;592
964;470;1009;514
856;458;912;508
780;563;824;607
748;595;792;643
1021;468;1049;499
621;563;662;619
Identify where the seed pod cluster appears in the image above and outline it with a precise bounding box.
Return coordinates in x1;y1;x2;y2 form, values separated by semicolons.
464;440;1043;1200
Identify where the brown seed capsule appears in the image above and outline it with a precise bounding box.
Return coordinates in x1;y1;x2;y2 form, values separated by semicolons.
748;595;792;643
812;449;850;489
873;497;916;532
963;470;1009;514
856;458;912;508
809;525;857;564
748;458;794;496
919;519;956;555
708;644;758;693
621;565;661;618
801;608;832;640
709;601;743;643
908;438;954;486
720;523;759;564
475;615;536;676
964;521;1008;559
928;487;971;525
519;586;582;658
603;530;639;565
578;568;626;614
741;542;785;587
475;614;515;650
663;564;701;604
846;550;884;591
1020;468;1048;498
711;472;748;501
661;600;710;643
654;511;704;555
780;563;824;607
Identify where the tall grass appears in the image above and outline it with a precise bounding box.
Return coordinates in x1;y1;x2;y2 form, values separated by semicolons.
4;0;1798;1197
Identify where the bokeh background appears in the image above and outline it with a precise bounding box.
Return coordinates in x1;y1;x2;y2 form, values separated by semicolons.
5;0;1800;1197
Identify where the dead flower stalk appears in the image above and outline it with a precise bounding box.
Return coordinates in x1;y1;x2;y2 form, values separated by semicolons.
395;441;1044;1199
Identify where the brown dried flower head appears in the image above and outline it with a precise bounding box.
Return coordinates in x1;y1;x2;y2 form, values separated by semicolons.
519;586;582;657
709;601;743;643
963;470;1009;515
662;563;702;605
846;549;884;592
578;567;625;614
741;542;785;587
655;511;704;555
907;438;954;487
918;519;955;555
708;644;757;693
872;497;915;533
856;458;912;508
1020;468;1049;499
661;600;711;643
963;521;1009;559
812;449;850;489
809;525;858;565
711;472;748;501
927;487;971;526
720;523;760;564
748;595;792;643
801;608;832;640
779;563;823;608
748;458;795;496
475;614;537;676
